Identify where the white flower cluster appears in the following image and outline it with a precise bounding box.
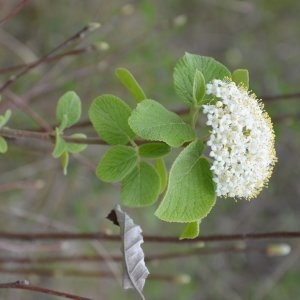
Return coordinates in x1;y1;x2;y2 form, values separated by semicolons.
202;79;277;199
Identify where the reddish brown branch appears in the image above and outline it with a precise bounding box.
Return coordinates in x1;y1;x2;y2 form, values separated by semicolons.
0;127;104;145
0;268;183;284
0;127;51;140
144;231;300;243
0;48;91;75
0;24;99;133
3;90;52;131
0;0;31;26
0;246;267;265
0;127;147;146
0;231;298;243
0;180;42;193
0;23;99;93
0;267;112;278
0;280;91;300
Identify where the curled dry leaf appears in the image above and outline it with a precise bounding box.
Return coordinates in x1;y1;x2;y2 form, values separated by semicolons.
107;205;149;300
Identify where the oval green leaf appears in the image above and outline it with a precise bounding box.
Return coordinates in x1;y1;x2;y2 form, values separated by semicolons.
155;140;216;222
89;94;135;145
52;128;67;158
96;145;138;182
174;53;231;104
128;99;195;147
115;68;147;102
179;221;201;240
56;91;81;130
0;110;11;128
121;161;161;207
138;142;170;158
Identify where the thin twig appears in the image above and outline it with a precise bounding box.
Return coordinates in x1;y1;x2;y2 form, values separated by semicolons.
0;0;31;26
0;127;51;141
0;280;91;300
0;267;112;278
0;231;298;243
0;48;92;75
3;90;52;131
0;127;104;145
0;23;99;93
0;180;43;193
145;232;300;243
0;24;100;134
0;245;267;265
0;268;183;283
0;127;148;146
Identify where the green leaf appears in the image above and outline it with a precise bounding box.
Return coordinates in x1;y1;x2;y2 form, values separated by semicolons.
155;158;168;194
179;221;201;240
96;145;138;182
61;151;69;175
53;130;86;158
66;133;87;153
52;128;67;158
232;69;249;89
0;136;8;153
89;94;135;145
115;68;147;102
56;91;81;130
155;140;216;222
138;142;171;158
174;53;231;104
0;110;11;128
121;162;161;207
128;99;195;147
193;70;206;104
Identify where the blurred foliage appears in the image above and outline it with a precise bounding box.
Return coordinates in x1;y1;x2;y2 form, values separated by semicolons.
0;0;300;299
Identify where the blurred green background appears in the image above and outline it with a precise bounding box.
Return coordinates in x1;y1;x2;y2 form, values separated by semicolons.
0;0;300;299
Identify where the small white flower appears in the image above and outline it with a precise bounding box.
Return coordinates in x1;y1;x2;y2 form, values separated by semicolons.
203;79;277;199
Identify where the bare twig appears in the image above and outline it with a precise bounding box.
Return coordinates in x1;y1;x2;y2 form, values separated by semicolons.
3;90;52;131
0;179;43;193
0;127;104;145
0;280;91;300
0;268;112;279
0;0;31;26
0;127;51;141
0;23;100;93
0;48;92;75
0;231;298;243
0;24;100;135
0;268;186;284
0;245;268;265
0;127;149;146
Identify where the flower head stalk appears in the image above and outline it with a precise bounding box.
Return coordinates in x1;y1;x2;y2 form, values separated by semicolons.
202;79;277;199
